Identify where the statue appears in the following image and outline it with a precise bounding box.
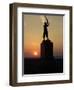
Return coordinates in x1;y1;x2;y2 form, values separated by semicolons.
41;16;53;59
43;16;49;40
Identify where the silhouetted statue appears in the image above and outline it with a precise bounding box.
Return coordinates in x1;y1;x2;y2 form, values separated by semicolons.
41;16;53;59
43;16;49;40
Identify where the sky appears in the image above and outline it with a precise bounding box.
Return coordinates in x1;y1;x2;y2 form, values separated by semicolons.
23;14;63;58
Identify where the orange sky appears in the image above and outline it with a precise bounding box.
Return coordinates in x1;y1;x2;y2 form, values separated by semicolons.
23;14;63;58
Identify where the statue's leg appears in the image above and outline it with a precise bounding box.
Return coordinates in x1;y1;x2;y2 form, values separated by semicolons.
46;31;48;39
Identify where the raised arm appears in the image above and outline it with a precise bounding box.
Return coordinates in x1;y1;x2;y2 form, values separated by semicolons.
45;16;49;26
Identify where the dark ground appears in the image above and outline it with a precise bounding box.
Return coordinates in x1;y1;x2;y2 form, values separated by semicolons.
24;57;63;74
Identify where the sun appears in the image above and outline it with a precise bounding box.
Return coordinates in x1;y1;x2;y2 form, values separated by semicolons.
33;51;38;56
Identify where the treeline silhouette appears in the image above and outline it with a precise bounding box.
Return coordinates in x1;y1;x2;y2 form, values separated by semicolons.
24;57;63;74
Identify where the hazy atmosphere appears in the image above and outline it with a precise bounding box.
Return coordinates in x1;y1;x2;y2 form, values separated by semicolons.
24;14;63;58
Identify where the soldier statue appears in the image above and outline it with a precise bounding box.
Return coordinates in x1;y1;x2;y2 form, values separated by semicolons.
43;16;49;40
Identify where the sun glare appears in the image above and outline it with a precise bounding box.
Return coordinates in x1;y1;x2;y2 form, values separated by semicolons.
33;51;38;56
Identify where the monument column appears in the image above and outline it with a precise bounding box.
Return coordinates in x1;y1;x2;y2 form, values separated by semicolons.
40;16;53;59
41;39;53;59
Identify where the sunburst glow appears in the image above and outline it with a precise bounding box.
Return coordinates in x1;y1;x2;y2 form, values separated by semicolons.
33;51;38;56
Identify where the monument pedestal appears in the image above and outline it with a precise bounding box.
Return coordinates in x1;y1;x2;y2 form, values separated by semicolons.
41;39;53;59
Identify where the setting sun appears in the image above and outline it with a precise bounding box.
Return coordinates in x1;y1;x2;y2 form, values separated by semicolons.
33;51;38;56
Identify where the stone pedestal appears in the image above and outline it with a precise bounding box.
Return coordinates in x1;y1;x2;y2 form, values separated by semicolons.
41;39;53;58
